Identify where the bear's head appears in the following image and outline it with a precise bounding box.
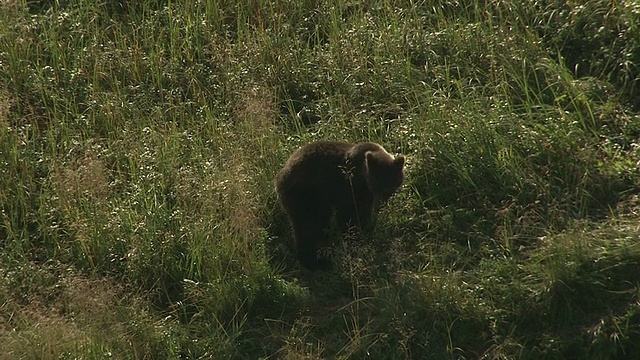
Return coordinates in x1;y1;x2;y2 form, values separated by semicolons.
365;149;405;203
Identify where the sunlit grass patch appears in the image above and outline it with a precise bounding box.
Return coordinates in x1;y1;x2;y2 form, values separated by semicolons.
0;0;639;358
0;268;183;359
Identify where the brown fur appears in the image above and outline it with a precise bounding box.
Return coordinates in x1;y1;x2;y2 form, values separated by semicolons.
275;141;405;270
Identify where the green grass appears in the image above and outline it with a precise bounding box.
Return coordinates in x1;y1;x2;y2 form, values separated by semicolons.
1;0;640;358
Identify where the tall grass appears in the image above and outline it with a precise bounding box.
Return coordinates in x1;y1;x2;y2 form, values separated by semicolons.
1;0;640;358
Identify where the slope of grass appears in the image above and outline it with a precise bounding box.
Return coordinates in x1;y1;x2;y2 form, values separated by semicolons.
1;0;639;358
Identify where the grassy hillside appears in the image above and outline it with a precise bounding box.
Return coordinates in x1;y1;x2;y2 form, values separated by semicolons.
1;0;640;358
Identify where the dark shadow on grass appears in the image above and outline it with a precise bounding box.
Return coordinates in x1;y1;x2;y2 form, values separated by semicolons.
516;252;640;358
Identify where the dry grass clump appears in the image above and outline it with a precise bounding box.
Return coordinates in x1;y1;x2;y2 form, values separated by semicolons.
54;148;111;207
0;273;170;359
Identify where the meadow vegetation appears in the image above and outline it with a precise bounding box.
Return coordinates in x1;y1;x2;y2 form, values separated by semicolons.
1;0;640;358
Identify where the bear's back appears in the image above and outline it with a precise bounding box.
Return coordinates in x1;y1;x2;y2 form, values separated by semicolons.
276;141;354;192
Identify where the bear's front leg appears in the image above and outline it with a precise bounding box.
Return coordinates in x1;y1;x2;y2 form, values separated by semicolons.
336;195;375;237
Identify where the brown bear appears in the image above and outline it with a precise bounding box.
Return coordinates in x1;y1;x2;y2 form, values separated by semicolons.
275;141;405;270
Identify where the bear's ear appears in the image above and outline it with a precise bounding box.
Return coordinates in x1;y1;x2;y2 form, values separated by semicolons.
365;151;375;163
394;155;405;168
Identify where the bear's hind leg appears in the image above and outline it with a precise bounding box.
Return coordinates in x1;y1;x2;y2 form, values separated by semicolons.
295;235;331;270
288;202;333;270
